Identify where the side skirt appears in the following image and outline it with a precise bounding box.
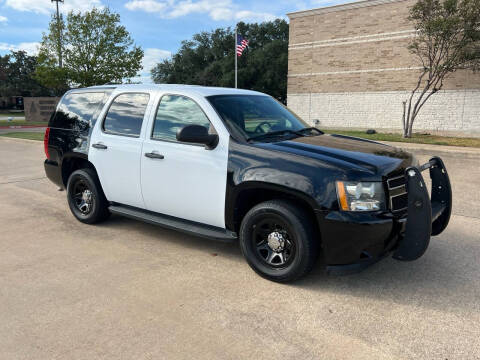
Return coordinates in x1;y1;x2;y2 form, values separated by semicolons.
109;204;237;243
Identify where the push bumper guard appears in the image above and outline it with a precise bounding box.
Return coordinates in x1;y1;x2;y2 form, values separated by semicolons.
327;156;452;274
392;156;452;261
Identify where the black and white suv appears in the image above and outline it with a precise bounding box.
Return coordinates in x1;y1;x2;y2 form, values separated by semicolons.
44;84;452;282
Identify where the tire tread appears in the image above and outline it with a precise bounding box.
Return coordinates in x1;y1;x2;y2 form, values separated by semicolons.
67;168;110;224
239;200;318;282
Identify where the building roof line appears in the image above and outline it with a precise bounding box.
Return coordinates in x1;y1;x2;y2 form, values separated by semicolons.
287;0;409;19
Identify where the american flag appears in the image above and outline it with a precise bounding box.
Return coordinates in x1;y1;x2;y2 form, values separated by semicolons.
236;34;249;56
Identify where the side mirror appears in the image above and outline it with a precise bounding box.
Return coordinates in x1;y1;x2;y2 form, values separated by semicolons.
176;124;219;149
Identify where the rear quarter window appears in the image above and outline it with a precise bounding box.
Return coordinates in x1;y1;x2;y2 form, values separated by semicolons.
102;93;150;137
49;92;109;131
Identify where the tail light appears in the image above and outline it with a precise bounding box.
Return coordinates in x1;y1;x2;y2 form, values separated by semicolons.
44;127;51;159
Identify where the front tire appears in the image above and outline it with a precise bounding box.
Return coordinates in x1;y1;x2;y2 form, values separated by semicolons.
67;168;110;224
239;200;318;283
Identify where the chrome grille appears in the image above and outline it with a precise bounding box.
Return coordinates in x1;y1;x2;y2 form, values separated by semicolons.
387;175;408;212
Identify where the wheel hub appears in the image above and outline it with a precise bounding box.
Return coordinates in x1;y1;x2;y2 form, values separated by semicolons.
82;190;92;202
267;231;286;252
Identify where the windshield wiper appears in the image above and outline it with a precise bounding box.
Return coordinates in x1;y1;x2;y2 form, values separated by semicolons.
247;130;301;142
247;127;323;142
296;127;324;136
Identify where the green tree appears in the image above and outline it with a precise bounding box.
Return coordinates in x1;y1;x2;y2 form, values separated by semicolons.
36;7;144;90
151;19;289;102
0;51;50;97
34;11;69;94
403;0;480;137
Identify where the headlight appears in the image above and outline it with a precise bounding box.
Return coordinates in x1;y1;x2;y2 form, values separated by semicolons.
336;181;385;211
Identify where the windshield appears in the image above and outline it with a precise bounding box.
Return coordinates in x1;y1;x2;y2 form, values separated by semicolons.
207;95;314;141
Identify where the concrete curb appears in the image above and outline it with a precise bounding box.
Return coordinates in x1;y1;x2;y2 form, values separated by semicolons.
0;136;42;144
0;125;46;129
381;141;480;158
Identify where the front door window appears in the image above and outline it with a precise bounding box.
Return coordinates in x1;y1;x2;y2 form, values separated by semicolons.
152;95;212;142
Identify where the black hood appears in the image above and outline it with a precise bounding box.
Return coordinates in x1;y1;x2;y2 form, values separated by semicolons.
254;134;414;178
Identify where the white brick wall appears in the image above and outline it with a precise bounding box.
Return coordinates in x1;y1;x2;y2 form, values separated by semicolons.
287;89;480;137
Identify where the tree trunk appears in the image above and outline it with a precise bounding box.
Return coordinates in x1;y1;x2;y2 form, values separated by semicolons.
403;95;415;138
403;71;426;138
407;114;415;138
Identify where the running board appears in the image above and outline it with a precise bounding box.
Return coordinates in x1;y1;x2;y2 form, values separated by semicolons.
108;204;237;243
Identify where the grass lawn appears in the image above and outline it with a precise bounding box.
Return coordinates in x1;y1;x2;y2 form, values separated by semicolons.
0;120;47;127
1;128;479;148
0;132;45;141
323;129;480;148
0;111;25;117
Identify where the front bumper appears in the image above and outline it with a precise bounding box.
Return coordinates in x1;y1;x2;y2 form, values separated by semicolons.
319;156;452;275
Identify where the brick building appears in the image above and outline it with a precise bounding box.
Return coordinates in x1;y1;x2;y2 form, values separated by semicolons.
287;0;480;137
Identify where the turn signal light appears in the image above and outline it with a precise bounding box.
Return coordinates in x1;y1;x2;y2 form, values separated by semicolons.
336;181;349;211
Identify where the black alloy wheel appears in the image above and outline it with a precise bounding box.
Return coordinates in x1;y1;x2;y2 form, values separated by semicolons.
67;168;110;224
239;200;318;283
252;215;296;268
71;178;94;215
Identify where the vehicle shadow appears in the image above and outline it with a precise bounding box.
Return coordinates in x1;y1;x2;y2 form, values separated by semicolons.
99;214;479;315
100;214;243;262
295;222;480;314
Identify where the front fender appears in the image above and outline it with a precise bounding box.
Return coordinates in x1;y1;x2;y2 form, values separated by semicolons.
227;140;341;211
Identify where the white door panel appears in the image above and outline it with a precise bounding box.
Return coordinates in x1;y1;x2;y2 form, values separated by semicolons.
89;134;145;208
140;93;229;228
89;92;153;209
141;140;228;228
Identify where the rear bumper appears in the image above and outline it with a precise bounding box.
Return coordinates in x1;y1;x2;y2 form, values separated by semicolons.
44;159;64;188
319;156;452;275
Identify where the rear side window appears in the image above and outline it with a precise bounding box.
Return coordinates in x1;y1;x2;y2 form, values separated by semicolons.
49;92;108;131
103;93;150;137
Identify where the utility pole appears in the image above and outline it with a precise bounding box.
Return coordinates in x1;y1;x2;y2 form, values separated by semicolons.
51;0;64;68
234;26;237;89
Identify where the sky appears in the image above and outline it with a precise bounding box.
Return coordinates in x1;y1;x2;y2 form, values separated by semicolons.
0;0;351;83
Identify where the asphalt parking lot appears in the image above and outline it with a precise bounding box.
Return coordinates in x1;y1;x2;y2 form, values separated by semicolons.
1;137;479;360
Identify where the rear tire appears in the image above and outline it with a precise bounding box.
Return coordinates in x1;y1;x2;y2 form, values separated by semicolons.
239;200;318;283
67;168;110;224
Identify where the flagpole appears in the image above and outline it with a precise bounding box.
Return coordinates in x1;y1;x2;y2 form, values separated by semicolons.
234;25;237;89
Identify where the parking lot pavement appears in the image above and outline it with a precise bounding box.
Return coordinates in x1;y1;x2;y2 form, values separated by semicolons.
1;137;479;360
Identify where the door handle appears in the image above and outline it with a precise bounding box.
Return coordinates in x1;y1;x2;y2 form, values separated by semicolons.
92;143;108;150
145;152;164;159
